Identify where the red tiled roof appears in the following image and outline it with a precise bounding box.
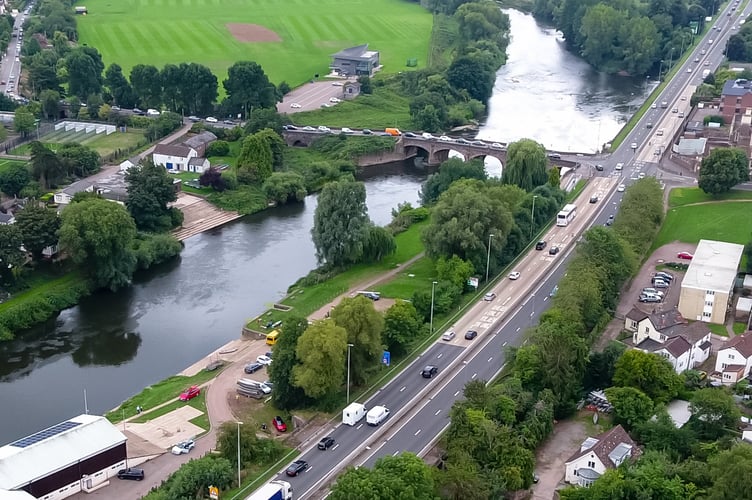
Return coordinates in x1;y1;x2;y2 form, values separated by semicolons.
724;333;752;358
565;425;640;467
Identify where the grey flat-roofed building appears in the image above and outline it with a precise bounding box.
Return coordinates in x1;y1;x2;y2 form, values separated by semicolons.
679;239;744;323
330;44;380;76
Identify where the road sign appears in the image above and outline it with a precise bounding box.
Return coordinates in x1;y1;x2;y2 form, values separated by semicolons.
382;351;391;366
209;485;219;499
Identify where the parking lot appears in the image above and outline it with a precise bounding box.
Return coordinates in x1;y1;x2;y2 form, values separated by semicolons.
277;79;353;114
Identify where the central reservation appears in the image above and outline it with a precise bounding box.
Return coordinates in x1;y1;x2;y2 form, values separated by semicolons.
76;0;433;85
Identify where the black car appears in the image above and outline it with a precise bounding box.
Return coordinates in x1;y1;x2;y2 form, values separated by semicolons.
318;436;335;450
244;362;263;374
548;246;560;255
595;164;604;171
132;108;145;115
223;119;235;125
362;128;372;135
286;460;309;477
422;365;438;378
404;132;417;138
465;330;478;340
117;468;145;481
535;240;547;251
589;196;598;203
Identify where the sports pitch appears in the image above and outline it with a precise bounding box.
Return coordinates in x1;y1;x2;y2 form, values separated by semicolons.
76;0;433;86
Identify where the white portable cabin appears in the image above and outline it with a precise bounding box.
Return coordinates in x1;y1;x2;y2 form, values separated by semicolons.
342;402;366;426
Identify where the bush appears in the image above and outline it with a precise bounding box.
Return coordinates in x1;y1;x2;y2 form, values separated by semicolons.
206;140;230;157
132;233;183;270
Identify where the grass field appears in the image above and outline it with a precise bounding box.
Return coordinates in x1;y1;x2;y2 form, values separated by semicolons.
653;201;752;249
10;129;146;157
668;187;752;208
76;0;433;87
0;158;28;173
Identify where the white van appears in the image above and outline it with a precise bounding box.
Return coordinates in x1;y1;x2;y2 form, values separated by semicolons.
342;402;366;426
146;108;160;116
366;405;390;426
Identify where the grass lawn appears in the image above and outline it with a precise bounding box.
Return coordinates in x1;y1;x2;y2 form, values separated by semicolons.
77;0;433;87
374;256;435;300
707;323;729;337
734;322;747;335
652;202;752;250
668;187;752;208
131;392;210;432
0;157;28;173
0;271;88;314
10;129;147;157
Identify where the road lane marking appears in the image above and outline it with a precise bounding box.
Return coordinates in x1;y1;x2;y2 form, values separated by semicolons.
415;429;421;436
437;353;443;359
400;386;406;392
488;357;493;363
516;327;520;332
393;451;400;456
356;423;363;430
503;341;507;346
454;390;460;396
435;409;441;415
472;373;477;379
332;444;339;451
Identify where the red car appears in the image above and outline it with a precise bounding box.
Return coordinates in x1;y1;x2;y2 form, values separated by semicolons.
677;252;694;260
179;385;200;401
272;416;287;432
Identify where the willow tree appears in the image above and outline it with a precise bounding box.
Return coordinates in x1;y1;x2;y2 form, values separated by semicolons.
502;138;548;191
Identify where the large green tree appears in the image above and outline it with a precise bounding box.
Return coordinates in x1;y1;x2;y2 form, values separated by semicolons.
331;296;385;386
0;224;25;282
236;132;273;184
65;46;104;100
14;202;60;261
29;141;65;189
688;387;741;439
13;106;36;137
293;320;347;402
420;157;487;205
57;143;100;178
502;139;549;191
698;147;749;195
130;64;162;109
268;314;311;410
262;171;307;204
330;453;440;500
0;161;30;197
707;444;752;500
125;160;179;232
311;180;370;267
222;61;277;117
604;386;654;430
612;350;682;404
382;301;424;356
105;63;137;109
58;198;138;290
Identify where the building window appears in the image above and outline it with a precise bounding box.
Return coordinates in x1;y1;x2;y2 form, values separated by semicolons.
705;301;713;306
702;312;711;318
724;373;731;379
730;354;735;360
644;327;649;333
660;335;666;341
587;461;596;469
707;290;715;296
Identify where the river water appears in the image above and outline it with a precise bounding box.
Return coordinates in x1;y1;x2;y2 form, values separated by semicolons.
0;10;643;443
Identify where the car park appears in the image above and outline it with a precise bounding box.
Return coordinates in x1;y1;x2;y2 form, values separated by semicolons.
677;251;693;260
465;330;478;340
286;460;309;477
318;436;335;450
442;330;456;341
508;271;520;280
421;365;438;378
244;362;263;374
179;385;200;401
549;245;560;255
257;355;272;366
117;468;145;481
535;240;547;250
171;439;195;455
272;416;287;432
483;292;496;301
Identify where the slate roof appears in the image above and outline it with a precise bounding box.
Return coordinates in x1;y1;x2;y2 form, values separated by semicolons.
188;157;207;166
626;307;649;323
648;309;686;331
153;143;193;158
662;320;711;344
333;44;370;58
723;333;752;358
0;212;13;224
566;425;639;467
662;336;692;358
61;179;93;196
182;131;216;149
722;79;752;97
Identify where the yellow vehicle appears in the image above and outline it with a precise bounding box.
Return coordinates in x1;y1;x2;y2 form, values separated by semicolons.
266;330;280;345
384;128;402;136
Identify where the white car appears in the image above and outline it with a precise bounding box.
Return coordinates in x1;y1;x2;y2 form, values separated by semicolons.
638;172;646;179
615;163;623;170
422;132;434;139
687;68;692;73
331;81;344;86
329;97;341;103
651;103;657;109
317;125;331;133
171;439;195;455
205;116;218;123
491;142;504;149
256;355;272;366
290;103;302;109
617;184;626;192
340;127;353;133
483;292;496;301
508;271;520;280
439;135;453;142
442;330;456;341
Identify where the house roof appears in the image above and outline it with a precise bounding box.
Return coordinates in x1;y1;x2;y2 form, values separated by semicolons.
333;44;370;58
182;131;217;149
682;239;744;293
188;157;207;166
722;78;752;97
0;414;127;490
626;307;649;323
153;143;193;158
629;337;663;352
0;212;13;224
723;333;752;358
647;309;686;331
662;321;711;345
700;340;713;351
61;179;93;196
723;364;746;373
661;336;692;358
565;425;639;467
737;297;752;313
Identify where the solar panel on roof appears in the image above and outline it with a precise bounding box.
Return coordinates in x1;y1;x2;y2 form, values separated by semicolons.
10;420;82;448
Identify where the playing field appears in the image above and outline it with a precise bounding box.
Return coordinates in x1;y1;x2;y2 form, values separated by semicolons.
76;0;433;86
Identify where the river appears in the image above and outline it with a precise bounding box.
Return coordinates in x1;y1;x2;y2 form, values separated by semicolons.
0;10;643;443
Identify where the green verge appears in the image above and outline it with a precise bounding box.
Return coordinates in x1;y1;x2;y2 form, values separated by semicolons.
130;391;210;433
653;201;752;249
707;323;729;337
668;187;752;208
734;322;747;334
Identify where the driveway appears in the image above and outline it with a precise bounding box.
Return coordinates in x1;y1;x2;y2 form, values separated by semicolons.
531;418;589;500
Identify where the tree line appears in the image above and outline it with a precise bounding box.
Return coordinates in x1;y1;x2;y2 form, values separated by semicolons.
533;0;717;76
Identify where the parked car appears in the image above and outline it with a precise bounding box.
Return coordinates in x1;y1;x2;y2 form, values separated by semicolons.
171;439;195;455
642;288;664;297
318;436;335;450
655;272;674;281
117;468;145;481
508;271;521;280
179;385;200;401
244;362;263;374
404;132;417;138
421;365;438;378
256;355;272;366
188;115;200;122
272;416;287;432
654;280;670;289
491;142;504;149
317;125;331;133
465;330;478;340
422;132;434;139
329;97;341;103
639;295;661;303
439;135;453;142
483;292;496;301
340;127;353;133
302;126;315;131
442;330;456;341
677;251;694;260
223;119;235;125
286;460;309;477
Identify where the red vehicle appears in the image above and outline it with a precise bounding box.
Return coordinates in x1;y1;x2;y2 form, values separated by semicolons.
272;416;287;432
677;252;694;260
179;385;200;401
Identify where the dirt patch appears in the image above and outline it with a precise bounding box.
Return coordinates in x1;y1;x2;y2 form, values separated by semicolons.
226;23;281;43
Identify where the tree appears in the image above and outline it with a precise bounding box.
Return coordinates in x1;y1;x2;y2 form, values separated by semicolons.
383;301;424;356
236;132;273;184
222;61;277;116
358;75;372;94
269;314;311;410
293;320;347;403
243;107;284;134
612;350;682;404
57;143;100;177
502;139;549;191
707;444;752;500
14;202;61;261
331;296;385;386
156;456;235;498
65;46;104;100
174;62;218;116
125;160;179;232
446;54;496;102
420;157;487;205
215;421;285;469
583;341;625;391
13;106;36;137
311;180;370;267
58;198;138;290
104;63;136;108
130;64;162;109
604;386;654;430
39;89;60;120
0;161;30;197
698;147;749;195
0;224;25;282
689;387;741;439
262;171;307;204
329;453;440;500
206;140;230;157
29;141;65;189
199;166;227;192
634;412;698;460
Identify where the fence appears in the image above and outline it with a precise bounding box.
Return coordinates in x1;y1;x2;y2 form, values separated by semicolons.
1;121;57;154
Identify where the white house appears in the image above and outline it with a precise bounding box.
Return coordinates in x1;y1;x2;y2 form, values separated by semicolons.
118;155;141;172
53;179;94;205
152;144;209;173
624;308;712;373
565;425;640;487
713;332;752;384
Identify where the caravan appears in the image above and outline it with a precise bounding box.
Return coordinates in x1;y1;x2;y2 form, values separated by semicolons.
342;402;366;426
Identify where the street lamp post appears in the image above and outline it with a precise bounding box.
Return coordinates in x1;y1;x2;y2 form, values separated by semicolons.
658;60;664;81
667;48;675;73
485;234;494;283
429;280;438;334
346;343;354;404
236;421;243;488
530;195;538;239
